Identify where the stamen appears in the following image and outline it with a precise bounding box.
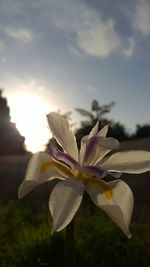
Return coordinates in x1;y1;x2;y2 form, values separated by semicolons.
40;161;74;177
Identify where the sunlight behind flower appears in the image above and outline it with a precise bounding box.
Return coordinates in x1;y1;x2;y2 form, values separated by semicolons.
9;93;52;152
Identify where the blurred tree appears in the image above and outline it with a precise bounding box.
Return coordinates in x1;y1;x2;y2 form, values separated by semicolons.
76;100;129;147
133;124;150;139
76;99;115;127
108;122;129;141
0;90;26;155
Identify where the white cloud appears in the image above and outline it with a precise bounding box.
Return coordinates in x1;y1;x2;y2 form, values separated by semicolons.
49;0;133;58
6;28;34;43
76;18;120;58
122;37;135;58
0;0;135;58
134;0;150;36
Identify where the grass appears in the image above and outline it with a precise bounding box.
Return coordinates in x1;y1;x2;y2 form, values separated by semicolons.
0;200;150;266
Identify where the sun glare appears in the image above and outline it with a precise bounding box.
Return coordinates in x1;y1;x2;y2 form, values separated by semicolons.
9;93;52;152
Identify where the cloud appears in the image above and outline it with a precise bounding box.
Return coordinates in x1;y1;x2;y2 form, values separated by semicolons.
122;37;135;58
76;18;120;58
6;28;34;43
49;0;134;58
133;0;150;36
0;0;135;58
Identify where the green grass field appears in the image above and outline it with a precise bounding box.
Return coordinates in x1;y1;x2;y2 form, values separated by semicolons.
0;200;149;267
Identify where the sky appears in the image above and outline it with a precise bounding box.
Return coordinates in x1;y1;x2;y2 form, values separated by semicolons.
0;0;150;152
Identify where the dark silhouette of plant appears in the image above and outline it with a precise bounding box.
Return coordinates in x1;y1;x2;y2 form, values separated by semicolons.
76;99;115;127
75;100;129;147
108;122;129;142
0;89;26;155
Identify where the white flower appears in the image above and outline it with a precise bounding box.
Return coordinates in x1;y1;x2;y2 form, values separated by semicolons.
18;112;150;238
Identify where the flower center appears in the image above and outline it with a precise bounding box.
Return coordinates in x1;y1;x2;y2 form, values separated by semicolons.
76;172;113;200
40;161;113;200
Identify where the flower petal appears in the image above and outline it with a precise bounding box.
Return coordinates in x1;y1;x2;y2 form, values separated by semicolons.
79;135;88;165
79;124;108;165
47;112;78;161
83;165;107;178
99;151;150;173
86;179;134;238
50;142;80;170
98;125;109;137
18;152;67;199
83;136;119;166
88;122;99;139
110;172;123;178
49;178;84;233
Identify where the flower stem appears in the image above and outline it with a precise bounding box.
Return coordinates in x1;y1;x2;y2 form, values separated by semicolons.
65;219;75;267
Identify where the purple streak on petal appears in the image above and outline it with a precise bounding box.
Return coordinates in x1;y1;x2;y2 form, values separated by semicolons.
83;136;120;165
50;143;80;170
83;136;100;164
83;165;107;178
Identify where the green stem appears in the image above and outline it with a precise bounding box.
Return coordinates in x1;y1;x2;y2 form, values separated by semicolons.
65;219;75;267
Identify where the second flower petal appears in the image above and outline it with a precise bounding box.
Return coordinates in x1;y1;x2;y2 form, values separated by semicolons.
83;136;120;166
49;178;84;233
99;151;150;173
85;179;134;238
18;152;68;199
47;112;78;161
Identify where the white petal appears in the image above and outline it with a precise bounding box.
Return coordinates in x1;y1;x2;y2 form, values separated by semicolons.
50;143;80;170
98;125;109;137
47;112;78;161
79;135;88;165
88;146;110;166
79;124;108;165
18;152;66;199
86;180;134;238
49;178;84;233
83;137;119;166
100;151;150;173
79;135;110;166
110;172;123;178
88;122;99;139
80;123;99;164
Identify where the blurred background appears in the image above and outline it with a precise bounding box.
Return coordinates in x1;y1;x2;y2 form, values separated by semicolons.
0;0;150;266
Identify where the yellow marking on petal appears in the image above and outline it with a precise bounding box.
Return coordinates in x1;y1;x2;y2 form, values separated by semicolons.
105;189;113;200
76;171;113;200
40;161;74;177
82;175;111;190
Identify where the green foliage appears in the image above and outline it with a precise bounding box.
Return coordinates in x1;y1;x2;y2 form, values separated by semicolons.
0;201;64;267
0;201;150;267
75;208;140;267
